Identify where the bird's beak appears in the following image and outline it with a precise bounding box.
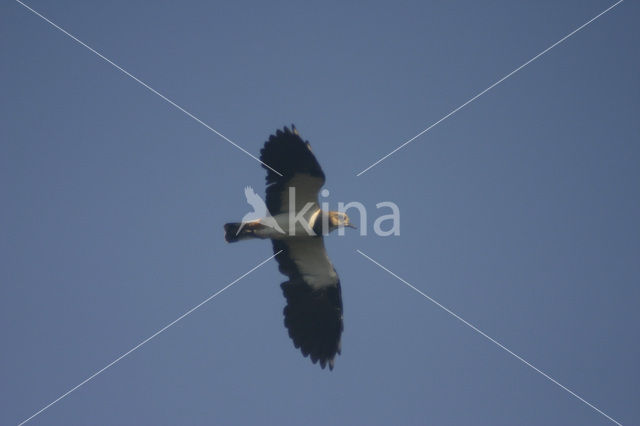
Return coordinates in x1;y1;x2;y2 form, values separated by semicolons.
346;223;357;229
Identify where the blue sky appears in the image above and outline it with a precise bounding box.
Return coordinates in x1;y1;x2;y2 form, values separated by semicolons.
1;1;638;425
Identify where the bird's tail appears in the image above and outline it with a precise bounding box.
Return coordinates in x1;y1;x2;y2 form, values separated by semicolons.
224;222;263;243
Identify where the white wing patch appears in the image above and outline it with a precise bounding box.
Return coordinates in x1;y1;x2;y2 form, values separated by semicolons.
277;173;324;214
282;238;338;289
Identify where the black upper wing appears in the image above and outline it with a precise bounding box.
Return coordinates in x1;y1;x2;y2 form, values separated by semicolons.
272;238;343;370
260;126;326;215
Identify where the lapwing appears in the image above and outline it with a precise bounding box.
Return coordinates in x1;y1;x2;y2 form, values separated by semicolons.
224;125;354;369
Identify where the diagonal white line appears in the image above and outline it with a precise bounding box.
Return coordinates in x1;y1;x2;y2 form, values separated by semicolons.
356;249;622;425
15;0;282;177
356;0;624;176
18;250;282;426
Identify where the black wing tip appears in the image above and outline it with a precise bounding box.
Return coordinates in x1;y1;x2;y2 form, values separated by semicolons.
297;343;337;371
290;331;339;371
268;124;299;140
259;124;325;183
280;280;343;371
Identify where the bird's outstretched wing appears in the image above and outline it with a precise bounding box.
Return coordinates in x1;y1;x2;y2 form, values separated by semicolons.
260;126;325;215
272;238;343;370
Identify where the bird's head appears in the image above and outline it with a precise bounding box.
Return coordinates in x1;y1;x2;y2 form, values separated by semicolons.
327;211;356;233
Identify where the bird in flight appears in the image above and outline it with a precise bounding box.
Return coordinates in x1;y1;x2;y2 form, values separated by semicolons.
224;125;355;369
